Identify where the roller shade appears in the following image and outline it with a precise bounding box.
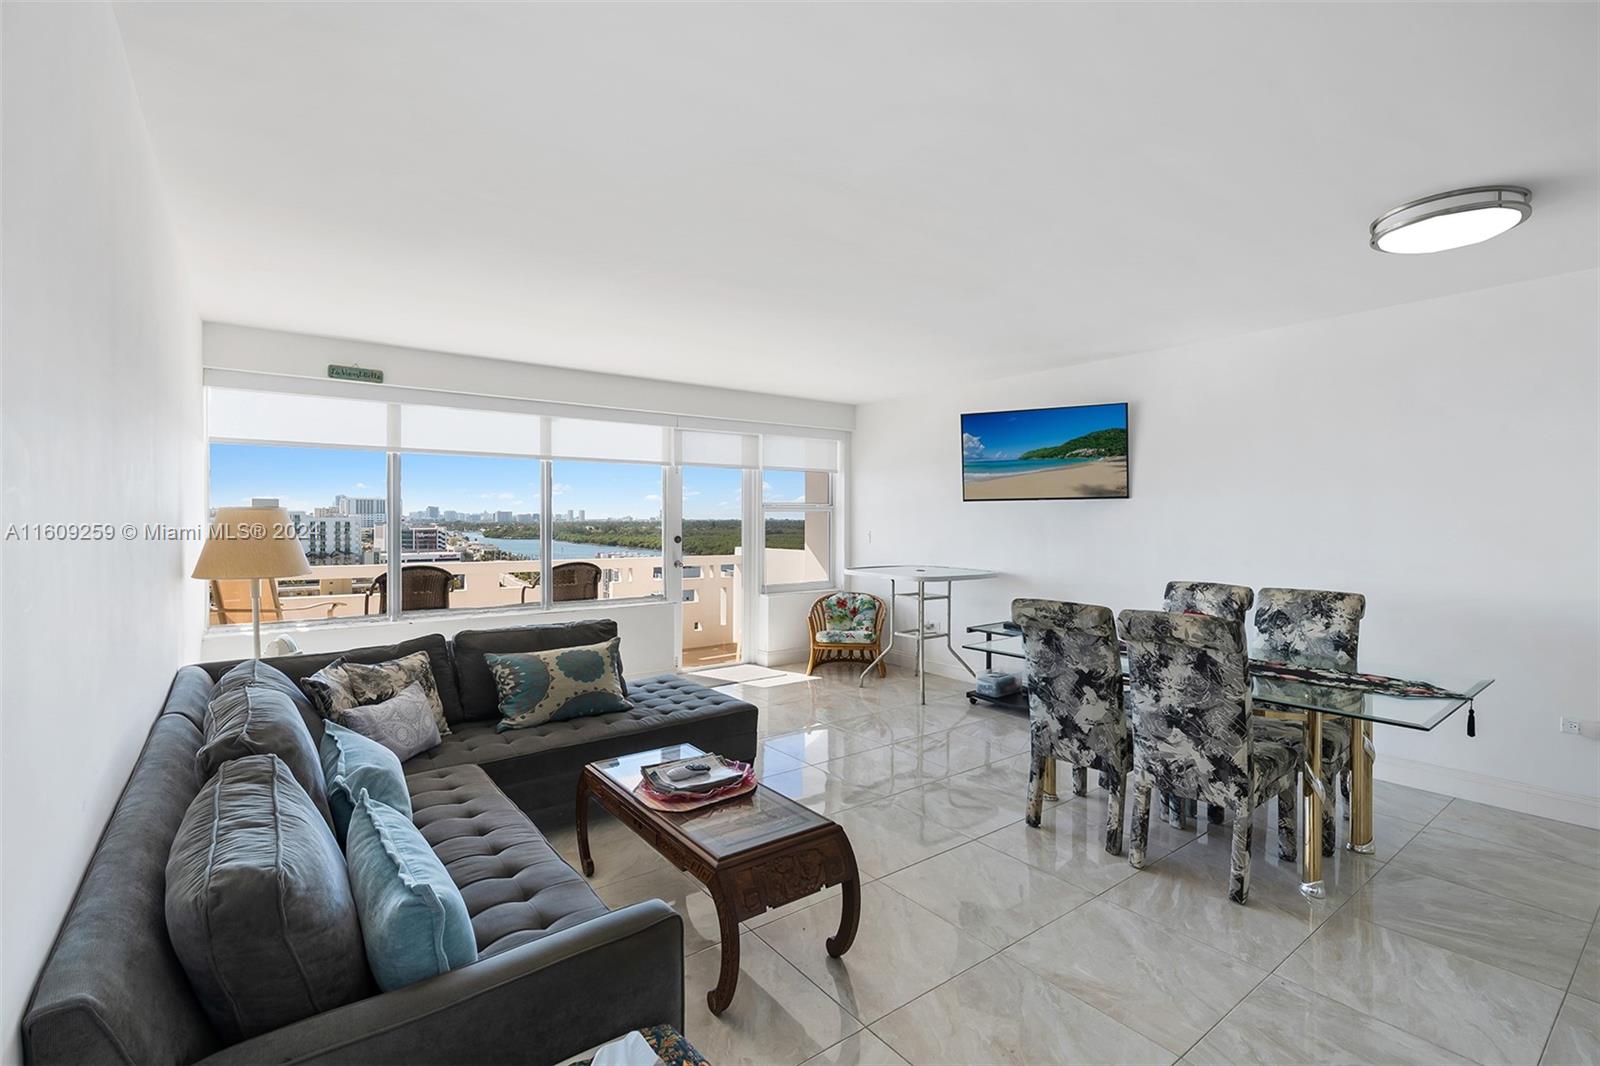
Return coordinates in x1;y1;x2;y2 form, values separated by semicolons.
207;387;388;449
399;403;541;457
679;429;757;468
761;434;839;472
549;417;669;463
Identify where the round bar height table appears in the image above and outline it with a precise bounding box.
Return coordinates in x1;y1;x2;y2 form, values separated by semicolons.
843;565;996;704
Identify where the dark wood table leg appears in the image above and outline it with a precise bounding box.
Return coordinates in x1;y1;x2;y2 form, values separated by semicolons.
575;774;595;878
827;875;860;957
707;882;741;1015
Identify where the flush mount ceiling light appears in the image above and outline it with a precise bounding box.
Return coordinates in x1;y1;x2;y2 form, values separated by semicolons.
1369;185;1532;254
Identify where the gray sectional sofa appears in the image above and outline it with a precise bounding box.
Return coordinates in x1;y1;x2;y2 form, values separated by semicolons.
22;619;758;1065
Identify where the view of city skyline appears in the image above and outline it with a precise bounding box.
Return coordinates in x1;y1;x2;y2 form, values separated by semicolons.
210;445;809;521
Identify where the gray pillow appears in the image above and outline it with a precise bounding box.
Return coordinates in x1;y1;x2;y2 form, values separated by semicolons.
217;659;321;741
165;755;372;1042
197;682;334;830
303;651;450;736
339;681;442;761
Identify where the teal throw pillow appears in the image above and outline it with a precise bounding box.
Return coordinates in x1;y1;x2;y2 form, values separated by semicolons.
344;791;477;991
319;720;412;844
486;637;631;733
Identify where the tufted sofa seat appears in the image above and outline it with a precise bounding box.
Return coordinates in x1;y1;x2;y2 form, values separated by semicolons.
404;671;760;825
407;763;608;958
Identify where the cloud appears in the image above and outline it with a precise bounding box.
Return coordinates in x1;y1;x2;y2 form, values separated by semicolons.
962;433;984;458
684;489;701;497
644;493;661;502
352;482;370;490
551;483;571;496
479;491;518;501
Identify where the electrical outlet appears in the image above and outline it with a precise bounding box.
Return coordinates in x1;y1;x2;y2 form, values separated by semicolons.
1560;717;1583;736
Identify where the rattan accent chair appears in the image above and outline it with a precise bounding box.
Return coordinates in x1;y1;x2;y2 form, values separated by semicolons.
806;591;887;676
552;561;603;602
364;564;455;614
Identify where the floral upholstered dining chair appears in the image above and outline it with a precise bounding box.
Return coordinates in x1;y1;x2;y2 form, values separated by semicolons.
1159;581;1259;830
1012;599;1131;853
806;591;887;676
1119;609;1304;904
1253;587;1367;857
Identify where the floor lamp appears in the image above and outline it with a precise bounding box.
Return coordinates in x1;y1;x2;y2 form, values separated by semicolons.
192;506;313;659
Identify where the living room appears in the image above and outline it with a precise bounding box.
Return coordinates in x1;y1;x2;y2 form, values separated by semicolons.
3;3;1597;1065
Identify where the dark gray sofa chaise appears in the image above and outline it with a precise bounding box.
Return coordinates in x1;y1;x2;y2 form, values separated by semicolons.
22;619;758;1065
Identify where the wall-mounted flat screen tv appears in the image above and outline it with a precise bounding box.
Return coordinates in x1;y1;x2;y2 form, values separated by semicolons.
961;402;1129;501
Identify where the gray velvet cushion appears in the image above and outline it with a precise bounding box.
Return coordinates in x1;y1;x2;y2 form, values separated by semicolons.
339;680;442;761
304;651;451;736
217;658;321;741
321;719;413;843
165;754;372;1043
197;680;334;830
451;620;625;722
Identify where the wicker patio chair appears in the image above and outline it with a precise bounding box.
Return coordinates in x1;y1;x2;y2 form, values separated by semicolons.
806;591;886;676
364;564;455;614
552;561;603;602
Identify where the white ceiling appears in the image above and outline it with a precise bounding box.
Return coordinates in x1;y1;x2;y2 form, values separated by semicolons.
113;2;1598;404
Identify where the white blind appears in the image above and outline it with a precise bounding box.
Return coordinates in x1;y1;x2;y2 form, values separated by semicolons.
762;434;839;472
549;417;669;463
679;429;757;468
400;403;541;457
207;387;388;449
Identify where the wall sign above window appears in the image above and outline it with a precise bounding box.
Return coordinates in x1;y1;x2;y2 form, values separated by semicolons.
327;363;383;384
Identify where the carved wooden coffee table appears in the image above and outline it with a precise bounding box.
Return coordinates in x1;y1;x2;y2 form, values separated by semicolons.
576;743;860;1014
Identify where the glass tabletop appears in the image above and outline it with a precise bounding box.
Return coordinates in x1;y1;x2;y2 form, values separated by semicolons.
591;744;832;860
1248;674;1491;731
966;621;1022;637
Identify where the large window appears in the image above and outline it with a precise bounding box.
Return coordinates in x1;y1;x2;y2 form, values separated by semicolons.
761;465;834;590
204;384;842;632
549;460;665;602
399;453;542;614
206;443;387;624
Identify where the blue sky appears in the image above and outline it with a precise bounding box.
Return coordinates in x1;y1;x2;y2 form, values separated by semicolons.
960;403;1126;461
210;444;765;520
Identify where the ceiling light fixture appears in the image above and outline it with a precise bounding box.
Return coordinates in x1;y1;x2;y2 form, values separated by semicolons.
1369;185;1532;254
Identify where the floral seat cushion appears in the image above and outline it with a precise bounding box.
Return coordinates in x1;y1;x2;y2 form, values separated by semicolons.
821;593;879;633
817;628;876;645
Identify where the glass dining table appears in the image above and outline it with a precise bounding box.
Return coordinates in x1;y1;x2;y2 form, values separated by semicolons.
960;621;1493;898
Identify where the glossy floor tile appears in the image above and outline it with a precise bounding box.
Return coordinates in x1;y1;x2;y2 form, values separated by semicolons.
763;761;892;816
979;792;1192;893
765;725;889;765
546;813;674;888
1571;928;1600;1002
1389;825;1600;922
1541;994;1600;1066
879;839;1092;949
799;1030;912;1066
1003;898;1267;1055
945;750;1033;794
1350;864;1590;989
872;954;1174;1066
1278;910;1564;1064
827;796;971;880
1371;779;1454;825
889;776;1027;839
681;932;862;1066
756;881;993;1024
594;865;726;956
1428;799;1600;871
1183;974;1470;1065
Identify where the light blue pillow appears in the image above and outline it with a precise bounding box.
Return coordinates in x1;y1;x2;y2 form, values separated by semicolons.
319;721;412;843
345;791;477;991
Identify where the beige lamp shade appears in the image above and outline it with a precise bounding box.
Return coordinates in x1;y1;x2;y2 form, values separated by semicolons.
191;507;313;579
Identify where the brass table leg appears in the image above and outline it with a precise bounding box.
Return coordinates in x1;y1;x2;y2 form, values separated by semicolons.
1299;710;1326;899
1042;758;1059;801
1347;719;1376;854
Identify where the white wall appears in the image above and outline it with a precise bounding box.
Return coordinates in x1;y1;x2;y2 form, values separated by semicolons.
204;323;856;432
199;601;678;677
850;270;1600;828
0;2;203;1055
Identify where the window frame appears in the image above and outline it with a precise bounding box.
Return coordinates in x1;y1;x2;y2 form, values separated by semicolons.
758;467;838;595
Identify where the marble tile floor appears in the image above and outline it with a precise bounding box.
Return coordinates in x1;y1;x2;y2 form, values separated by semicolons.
558;665;1600;1066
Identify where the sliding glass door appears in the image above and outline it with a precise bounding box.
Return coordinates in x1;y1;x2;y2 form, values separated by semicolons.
679;465;744;668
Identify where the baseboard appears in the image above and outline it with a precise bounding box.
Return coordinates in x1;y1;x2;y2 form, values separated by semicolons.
1374;754;1599;830
894;648;1600;830
753;645;810;669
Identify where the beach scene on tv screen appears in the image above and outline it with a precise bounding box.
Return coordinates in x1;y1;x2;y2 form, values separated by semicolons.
961;403;1129;499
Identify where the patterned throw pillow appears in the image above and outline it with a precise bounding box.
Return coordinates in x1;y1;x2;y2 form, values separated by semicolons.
303;651;450;736
487;637;631;732
822;593;878;633
337;682;441;762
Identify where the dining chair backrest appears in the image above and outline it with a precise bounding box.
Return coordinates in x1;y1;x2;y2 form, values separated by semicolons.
1011;599;1128;772
1163;580;1255;626
1118;608;1251;809
1253;587;1366;672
